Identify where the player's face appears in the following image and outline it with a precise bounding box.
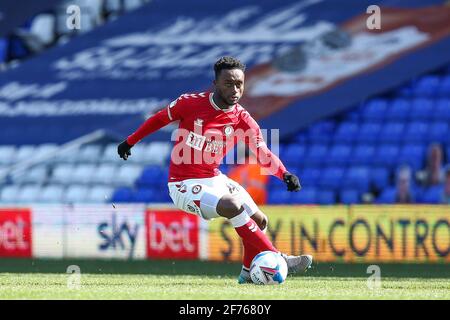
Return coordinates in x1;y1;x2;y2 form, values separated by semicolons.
214;69;245;106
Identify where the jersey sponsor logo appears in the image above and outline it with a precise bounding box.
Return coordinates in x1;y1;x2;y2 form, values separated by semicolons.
186;131;206;151
204;139;225;154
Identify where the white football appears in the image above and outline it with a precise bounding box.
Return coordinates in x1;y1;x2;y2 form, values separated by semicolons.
250;251;288;285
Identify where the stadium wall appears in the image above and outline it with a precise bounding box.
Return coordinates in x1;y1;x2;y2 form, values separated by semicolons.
0;205;448;263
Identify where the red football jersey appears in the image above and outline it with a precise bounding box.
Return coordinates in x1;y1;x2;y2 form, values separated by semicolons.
127;92;287;182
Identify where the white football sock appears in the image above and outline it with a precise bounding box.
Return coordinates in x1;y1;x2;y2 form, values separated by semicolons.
229;211;250;228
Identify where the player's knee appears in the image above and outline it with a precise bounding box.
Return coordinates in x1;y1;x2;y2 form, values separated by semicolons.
260;214;268;231
252;212;268;230
216;195;243;218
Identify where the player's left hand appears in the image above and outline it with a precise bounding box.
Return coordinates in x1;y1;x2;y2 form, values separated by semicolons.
117;140;133;160
283;172;301;192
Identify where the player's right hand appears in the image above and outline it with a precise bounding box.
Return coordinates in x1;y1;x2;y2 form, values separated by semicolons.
117;140;133;160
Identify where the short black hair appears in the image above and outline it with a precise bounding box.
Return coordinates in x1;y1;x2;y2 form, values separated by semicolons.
214;56;246;79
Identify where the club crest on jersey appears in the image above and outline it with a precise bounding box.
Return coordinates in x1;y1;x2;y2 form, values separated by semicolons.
224;125;234;136
192;185;202;194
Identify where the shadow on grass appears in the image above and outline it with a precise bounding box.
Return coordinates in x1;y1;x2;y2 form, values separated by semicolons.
0;259;448;279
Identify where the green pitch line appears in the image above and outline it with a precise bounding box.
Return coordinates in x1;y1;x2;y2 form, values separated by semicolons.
0;259;448;299
0;259;448;278
0;273;448;300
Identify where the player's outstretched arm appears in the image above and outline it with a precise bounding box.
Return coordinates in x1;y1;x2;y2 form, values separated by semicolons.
117;96;186;160
117;108;171;160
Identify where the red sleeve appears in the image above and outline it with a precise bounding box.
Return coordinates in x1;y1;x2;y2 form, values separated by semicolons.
127;96;185;145
239;112;287;180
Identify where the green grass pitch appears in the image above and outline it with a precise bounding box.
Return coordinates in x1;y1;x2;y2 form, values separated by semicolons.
0;259;448;300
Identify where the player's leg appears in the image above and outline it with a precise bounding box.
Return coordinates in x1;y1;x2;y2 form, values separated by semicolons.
213;194;279;284
247;209;313;274
235;182;313;277
216;194;277;253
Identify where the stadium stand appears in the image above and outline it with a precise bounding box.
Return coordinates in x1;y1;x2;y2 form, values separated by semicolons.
1;0;150;67
0;67;448;205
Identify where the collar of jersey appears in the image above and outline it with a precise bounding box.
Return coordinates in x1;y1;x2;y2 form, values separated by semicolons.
209;93;236;112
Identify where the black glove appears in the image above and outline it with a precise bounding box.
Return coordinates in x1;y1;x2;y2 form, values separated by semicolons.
283;172;301;192
117;140;133;160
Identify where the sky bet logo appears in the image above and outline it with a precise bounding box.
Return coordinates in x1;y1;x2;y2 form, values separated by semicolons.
97;213;139;259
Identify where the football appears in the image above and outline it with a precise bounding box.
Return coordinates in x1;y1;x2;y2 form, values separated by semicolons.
249;251;288;285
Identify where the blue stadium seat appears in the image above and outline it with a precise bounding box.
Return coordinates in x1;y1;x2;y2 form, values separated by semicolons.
293;132;308;144
282;144;306;167
135;165;164;188
325;145;352;167
308;121;336;134
112;187;134;203
307;132;331;144
307;122;334;144
0;38;7;62
340;189;360;204
410;98;434;120
362;99;387;122
396;85;414;98
356;123;381;144
351;145;375;166
267;175;280;188
369;168;390;190
373;145;400;169
319;167;345;190
133;188;154;203
333;122;359;143
402;122;429;144
303;145;328;167
397;144;425;171
379;123;405;144
268;189;291;204
345;110;361;122
157;189;172;202
433;99;450;122
386;99;410;121
438;76;450;97
299;167;322;187
376;187;397;204
428;122;449;144
290;187;317;204
421;185;444;204
343;167;370;192
317;190;335;205
413;76;440;97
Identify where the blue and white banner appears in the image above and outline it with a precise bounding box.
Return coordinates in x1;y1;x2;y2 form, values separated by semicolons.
0;0;62;37
0;0;449;144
